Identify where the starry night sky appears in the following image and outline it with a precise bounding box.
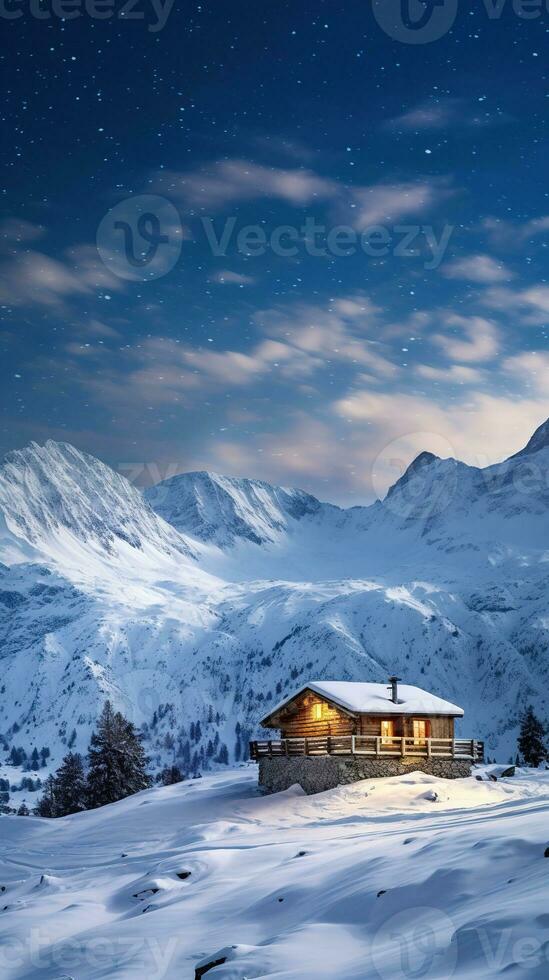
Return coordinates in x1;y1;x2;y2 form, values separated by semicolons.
1;0;549;502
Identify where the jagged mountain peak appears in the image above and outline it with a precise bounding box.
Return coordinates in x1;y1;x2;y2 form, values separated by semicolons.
510;417;549;459
385;450;441;500
0;439;194;561
145;469;328;547
4;438;89;470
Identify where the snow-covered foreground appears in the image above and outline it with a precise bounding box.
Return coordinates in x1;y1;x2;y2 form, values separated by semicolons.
1;768;549;979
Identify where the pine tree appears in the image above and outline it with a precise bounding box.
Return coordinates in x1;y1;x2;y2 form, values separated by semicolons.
86;701;150;809
161;765;183;786
35;775;58;817
55;752;87;816
17;802;30;816
117;713;150;796
518;706;547;767
86;701;123;808
9;746;25;766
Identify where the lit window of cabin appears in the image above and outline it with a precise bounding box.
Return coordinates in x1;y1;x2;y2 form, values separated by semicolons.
413;719;428;744
312;703;323;722
381;719;394;743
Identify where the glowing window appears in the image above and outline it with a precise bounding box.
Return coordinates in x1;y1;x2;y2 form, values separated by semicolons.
413;719;428;744
312;703;323;721
381;719;394;743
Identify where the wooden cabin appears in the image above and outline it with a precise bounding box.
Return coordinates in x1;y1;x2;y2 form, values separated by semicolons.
259;677;462;741
250;677;484;764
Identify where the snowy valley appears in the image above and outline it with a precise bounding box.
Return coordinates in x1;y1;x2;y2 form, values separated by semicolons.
0;420;548;795
1;766;549;978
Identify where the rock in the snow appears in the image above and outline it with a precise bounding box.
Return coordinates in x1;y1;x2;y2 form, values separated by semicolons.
195;946;239;979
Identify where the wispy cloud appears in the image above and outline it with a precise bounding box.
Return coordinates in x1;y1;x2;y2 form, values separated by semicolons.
503;351;549;395
432;315;499;363
152;159;453;231
443;254;513;284
65;294;397;415
386;98;510;132
416;363;483;384
211;270;256;285
482;214;549;249
0;245;121;312
154;160;336;210
0;217;45;246
347;181;449;229
481;283;549;325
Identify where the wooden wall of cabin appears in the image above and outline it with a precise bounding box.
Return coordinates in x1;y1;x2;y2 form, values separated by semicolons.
358;715;455;738
277;692;355;738
270;692;456;740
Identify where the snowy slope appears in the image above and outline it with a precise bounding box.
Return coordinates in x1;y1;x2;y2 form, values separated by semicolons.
0;441;198;564
1;767;549;978
145;470;327;547
0;421;548;775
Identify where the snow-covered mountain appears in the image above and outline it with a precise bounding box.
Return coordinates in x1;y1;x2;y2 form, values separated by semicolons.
0;441;197;564
1;421;548;775
146;470;326;548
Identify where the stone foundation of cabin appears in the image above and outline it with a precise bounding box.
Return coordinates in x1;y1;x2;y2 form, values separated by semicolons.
258;755;472;795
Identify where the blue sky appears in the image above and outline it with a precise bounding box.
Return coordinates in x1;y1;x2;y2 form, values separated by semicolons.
1;1;549;502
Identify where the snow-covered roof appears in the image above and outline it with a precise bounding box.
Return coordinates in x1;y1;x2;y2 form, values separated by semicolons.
262;681;464;725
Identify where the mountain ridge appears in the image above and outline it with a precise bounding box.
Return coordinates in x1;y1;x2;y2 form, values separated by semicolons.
509;416;549;459
0;418;548;773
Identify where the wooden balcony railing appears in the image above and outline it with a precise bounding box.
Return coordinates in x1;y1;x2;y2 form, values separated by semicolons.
249;735;484;762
